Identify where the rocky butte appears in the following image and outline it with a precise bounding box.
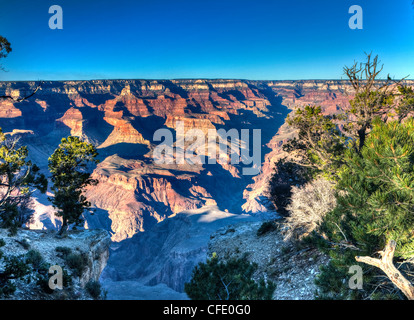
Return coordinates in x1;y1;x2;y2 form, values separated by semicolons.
3;78;408;299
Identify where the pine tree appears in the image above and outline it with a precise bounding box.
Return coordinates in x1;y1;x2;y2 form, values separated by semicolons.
0;129;47;234
48;136;99;235
316;118;414;299
184;253;276;300
0;36;11;72
283;105;346;178
266;54;414;299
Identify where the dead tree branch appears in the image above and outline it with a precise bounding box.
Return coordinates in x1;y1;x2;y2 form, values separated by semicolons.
356;240;414;300
0;82;42;102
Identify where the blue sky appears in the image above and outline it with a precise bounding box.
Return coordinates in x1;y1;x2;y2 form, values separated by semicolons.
0;0;413;81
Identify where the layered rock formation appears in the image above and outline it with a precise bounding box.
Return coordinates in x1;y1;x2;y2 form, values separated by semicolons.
4;79;409;240
0;79;291;242
241;80;354;213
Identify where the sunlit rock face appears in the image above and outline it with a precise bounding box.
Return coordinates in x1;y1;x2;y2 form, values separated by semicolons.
0;78;397;242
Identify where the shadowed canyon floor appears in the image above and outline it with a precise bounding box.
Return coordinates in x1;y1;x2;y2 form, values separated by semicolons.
101;206;258;299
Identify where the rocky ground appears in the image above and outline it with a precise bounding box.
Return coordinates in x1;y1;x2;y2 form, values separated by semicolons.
208;220;329;300
0;228;110;300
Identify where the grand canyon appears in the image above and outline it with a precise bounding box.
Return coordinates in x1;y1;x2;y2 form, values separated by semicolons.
0;78;365;298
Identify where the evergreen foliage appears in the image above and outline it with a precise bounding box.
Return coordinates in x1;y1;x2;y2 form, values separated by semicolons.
0;243;51;297
268;158;311;216
283;105;346;177
342;54;396;153
316;118;414;299
0;129;47;234
0;36;11;71
257;220;277;236
85;280;106;300
64;252;89;278
268;54;414;299
184;253;276;300
396;84;414;122
48;136;99;235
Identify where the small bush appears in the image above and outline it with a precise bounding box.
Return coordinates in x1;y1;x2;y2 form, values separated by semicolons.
37;266;73;294
18;238;31;250
37;273;55;294
267;159;312;216
0;254;30;297
55;246;72;258
280;246;291;255
3;255;30;279
85;280;103;299
0;238;4;260
65;252;88;277
0;282;16;297
25;250;45;270
56;247;90;277
283;177;336;241
257;220;277;236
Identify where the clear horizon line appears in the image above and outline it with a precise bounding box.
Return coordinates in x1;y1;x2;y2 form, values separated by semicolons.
0;77;410;83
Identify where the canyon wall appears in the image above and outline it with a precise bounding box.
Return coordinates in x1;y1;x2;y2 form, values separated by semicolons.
0;79;362;242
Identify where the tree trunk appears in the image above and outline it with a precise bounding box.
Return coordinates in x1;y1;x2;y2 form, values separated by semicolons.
357;125;367;153
58;219;68;236
355;240;414;300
